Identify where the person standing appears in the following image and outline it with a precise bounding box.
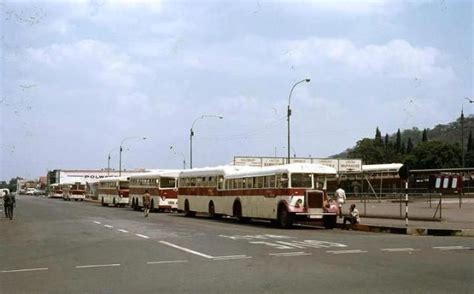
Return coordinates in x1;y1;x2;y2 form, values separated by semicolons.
143;189;151;218
335;186;346;218
4;191;15;220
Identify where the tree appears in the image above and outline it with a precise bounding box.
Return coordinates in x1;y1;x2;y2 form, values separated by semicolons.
422;129;428;142
407;141;461;169
395;129;402;152
375;127;383;145
467;129;473;152
406;137;414;154
384;133;390;146
348;138;384;164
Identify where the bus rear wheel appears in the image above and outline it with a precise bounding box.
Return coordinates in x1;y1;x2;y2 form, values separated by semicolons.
278;206;293;228
101;197;107;207
208;201;216;218
184;200;195;217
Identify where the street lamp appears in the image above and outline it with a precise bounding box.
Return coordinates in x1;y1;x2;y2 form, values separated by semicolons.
190;114;223;168
108;147;129;176
287;78;310;163
119;136;146;176
170;145;186;169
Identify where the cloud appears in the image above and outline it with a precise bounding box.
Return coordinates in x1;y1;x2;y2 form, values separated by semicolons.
280;38;455;80
302;0;407;15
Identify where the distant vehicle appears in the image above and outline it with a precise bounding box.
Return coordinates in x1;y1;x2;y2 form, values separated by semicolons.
49;184;63;198
177;163;338;228
26;188;36;195
62;182;86;201
1;188;9;198
34;189;46;196
98;177;129;207
129;170;180;212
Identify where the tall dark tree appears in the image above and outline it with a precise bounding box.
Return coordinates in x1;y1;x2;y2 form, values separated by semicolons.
395;129;402;151
375;127;383;145
422;128;428;142
384;133;390;146
406;137;414;154
467;129;473;152
400;141;406;154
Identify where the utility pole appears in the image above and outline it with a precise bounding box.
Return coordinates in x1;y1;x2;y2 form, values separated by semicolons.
461;108;465;168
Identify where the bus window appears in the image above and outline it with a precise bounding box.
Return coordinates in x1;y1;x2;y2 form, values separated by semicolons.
160;177;176;188
217;176;224;190
277;174;288;188
256;176;264;188
291;173;312;188
442;177;449;189
451;177;458;189
435;177;441;189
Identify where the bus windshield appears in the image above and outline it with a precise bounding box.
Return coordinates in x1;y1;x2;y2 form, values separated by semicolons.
291;173;313;188
160;177;176;188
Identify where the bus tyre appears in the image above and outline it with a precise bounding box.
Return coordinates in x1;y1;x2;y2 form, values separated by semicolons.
323;215;337;229
150;200;154;213
278;206;293;228
113;198;116;207
233;201;248;223
208;201;216;218
101;197;107;207
184;200;195;217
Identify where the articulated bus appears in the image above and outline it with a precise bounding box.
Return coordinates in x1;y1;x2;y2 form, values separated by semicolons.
98;177;130;207
177;163;338;228
49;183;63;198
62;182;86;201
129;170;180;212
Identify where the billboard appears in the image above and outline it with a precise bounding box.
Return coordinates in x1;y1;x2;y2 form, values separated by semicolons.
233;156;362;173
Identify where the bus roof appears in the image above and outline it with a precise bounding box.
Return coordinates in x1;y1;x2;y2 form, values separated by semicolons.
129;169;181;179
179;163;337;179
362;163;403;173
97;176;129;182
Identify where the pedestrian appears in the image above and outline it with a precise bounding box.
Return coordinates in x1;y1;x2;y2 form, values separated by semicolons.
143;189;151;218
343;204;360;230
3;191;16;220
335;185;346;218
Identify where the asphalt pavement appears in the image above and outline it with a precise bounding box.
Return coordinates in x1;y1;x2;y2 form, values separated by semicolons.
1;196;473;293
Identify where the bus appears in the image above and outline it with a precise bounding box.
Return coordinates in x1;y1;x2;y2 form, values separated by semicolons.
49;183;63;198
129;170;180;212
177;163;338;228
62;182;86;201
97;177;130;207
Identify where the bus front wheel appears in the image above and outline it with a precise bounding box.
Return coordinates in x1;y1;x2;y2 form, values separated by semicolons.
184;200;195;217
278;207;293;228
101;197;107;207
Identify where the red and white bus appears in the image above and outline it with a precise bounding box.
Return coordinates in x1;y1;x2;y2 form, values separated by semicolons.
62;182;86;201
98;177;129;207
177;163;338;228
49;183;63;198
129;170;180;212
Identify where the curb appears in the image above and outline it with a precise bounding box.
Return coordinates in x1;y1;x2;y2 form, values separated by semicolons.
336;223;474;237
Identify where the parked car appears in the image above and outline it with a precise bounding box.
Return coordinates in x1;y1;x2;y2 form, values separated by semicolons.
26;188;36;195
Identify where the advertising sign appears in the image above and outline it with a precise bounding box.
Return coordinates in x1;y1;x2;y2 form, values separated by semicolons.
338;159;362;173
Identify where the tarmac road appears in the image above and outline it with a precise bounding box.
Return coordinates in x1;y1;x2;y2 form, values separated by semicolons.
1;196;473;293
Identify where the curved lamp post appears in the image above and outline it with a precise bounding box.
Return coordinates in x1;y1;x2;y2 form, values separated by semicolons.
190;114;223;168
287;78;310;163
119;136;146;176
170;145;186;169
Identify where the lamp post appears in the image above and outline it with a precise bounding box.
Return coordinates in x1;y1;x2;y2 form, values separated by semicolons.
107;147;119;176
287;78;310;163
119;136;146;176
190;114;223;169
170;145;186;169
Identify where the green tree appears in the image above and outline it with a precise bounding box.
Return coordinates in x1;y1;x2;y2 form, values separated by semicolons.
348;138;384;164
467;129;473;152
406;137;414;154
422;129;428;142
384;133;390;146
375;127;383;145
407;141;461;169
395;129;402;151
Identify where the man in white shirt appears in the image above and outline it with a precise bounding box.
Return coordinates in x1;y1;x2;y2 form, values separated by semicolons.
334;186;346;218
343;204;360;230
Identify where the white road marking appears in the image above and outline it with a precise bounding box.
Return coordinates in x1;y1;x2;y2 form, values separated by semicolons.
159;241;214;259
75;264;120;269
146;260;188;265
326;250;368;255
1;267;48;273
93;221;101;225
381;248;419;252
433;246;471;251
212;255;252;261
118;229;129;233
136;234;150;239
104;225;113;228
269;252;312;257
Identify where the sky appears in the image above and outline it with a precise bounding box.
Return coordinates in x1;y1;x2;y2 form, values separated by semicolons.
1;0;473;180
